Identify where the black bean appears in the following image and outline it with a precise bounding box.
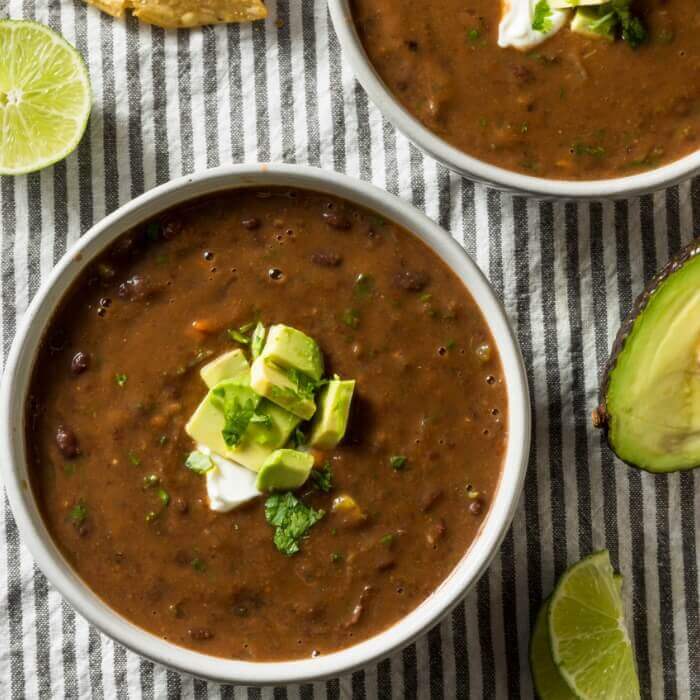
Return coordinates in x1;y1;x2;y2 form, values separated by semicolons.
241;217;260;230
322;211;351;230
71;352;90;375
118;274;150;301
56;425;79;458
310;250;342;267
394;270;429;292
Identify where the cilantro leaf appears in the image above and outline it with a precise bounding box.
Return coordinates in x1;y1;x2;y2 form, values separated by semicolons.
250;322;266;360
185;450;215;474
228;328;251;344
222;397;257;447
532;0;553;33
115;373;128;387
284;365;326;400
265;492;325;556
69;501;88;526
310;462;333;492
610;0;647;47
390;455;408;470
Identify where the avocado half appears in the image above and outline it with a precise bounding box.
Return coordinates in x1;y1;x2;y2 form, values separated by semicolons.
594;238;700;473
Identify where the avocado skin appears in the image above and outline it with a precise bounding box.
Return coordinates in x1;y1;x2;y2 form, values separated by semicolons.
594;237;700;472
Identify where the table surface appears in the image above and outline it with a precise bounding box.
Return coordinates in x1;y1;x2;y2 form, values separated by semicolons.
0;0;698;697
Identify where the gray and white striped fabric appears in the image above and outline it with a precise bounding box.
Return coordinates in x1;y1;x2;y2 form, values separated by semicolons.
1;0;698;697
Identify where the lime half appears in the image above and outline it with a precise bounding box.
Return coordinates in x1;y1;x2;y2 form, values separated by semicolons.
0;20;91;175
549;551;640;700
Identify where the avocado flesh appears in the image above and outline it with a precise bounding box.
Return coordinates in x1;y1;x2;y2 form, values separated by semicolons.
605;253;700;472
185;372;300;471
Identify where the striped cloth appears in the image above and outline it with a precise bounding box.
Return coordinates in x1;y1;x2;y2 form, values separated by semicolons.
0;0;698;697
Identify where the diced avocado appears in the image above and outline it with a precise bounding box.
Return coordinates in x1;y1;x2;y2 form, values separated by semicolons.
200;349;249;388
550;0;607;8
596;241;700;472
185;394;271;471
185;374;300;471
255;449;314;491
260;324;324;381
309;379;355;449
247;400;301;447
250;356;316;420
571;6;616;40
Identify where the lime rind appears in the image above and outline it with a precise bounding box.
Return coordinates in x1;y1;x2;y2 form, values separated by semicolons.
0;20;92;175
530;597;576;699
548;550;640;700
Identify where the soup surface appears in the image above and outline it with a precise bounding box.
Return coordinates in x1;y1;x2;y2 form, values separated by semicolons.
27;188;507;660
352;0;699;179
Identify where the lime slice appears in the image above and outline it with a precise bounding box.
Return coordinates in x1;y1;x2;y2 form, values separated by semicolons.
0;20;91;175
530;597;577;699
549;551;640;700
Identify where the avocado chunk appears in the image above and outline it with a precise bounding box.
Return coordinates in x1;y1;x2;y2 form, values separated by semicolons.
571;6;616;41
185;373;300;471
255;449;314;491
597;241;700;472
309;379;355;449
250;356;316;420
260;324;324;381
200;349;249;388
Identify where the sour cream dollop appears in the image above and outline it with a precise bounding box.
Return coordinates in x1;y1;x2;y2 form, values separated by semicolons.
198;445;261;512
498;0;570;50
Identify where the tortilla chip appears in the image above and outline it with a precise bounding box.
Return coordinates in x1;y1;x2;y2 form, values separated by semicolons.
84;0;267;27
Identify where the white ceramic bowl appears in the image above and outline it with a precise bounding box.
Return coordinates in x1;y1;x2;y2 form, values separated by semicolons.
328;0;700;199
0;164;530;684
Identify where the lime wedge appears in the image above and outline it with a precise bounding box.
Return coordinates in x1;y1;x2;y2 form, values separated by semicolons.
0;20;91;175
530;598;576;699
548;550;640;700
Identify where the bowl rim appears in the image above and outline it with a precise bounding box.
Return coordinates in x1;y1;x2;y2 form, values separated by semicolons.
0;163;530;685
327;0;700;199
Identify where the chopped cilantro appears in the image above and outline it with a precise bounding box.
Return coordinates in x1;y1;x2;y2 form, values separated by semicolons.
265;492;325;556
532;0;553;33
185;450;215;474
220;396;258;447
380;533;396;547
291;427;307;449
228;328;250;344
191;557;206;572
341;308;359;329
610;0;647;47
330;552;343;564
69;501;88;526
468;27;481;42
353;273;374;298
572;142;606;158
127;450;141;466
250;322;266;359
157;488;170;507
158;434;168;447
310;462;333;492
390;455;408;471
115;373;128;387
279;365;326;401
